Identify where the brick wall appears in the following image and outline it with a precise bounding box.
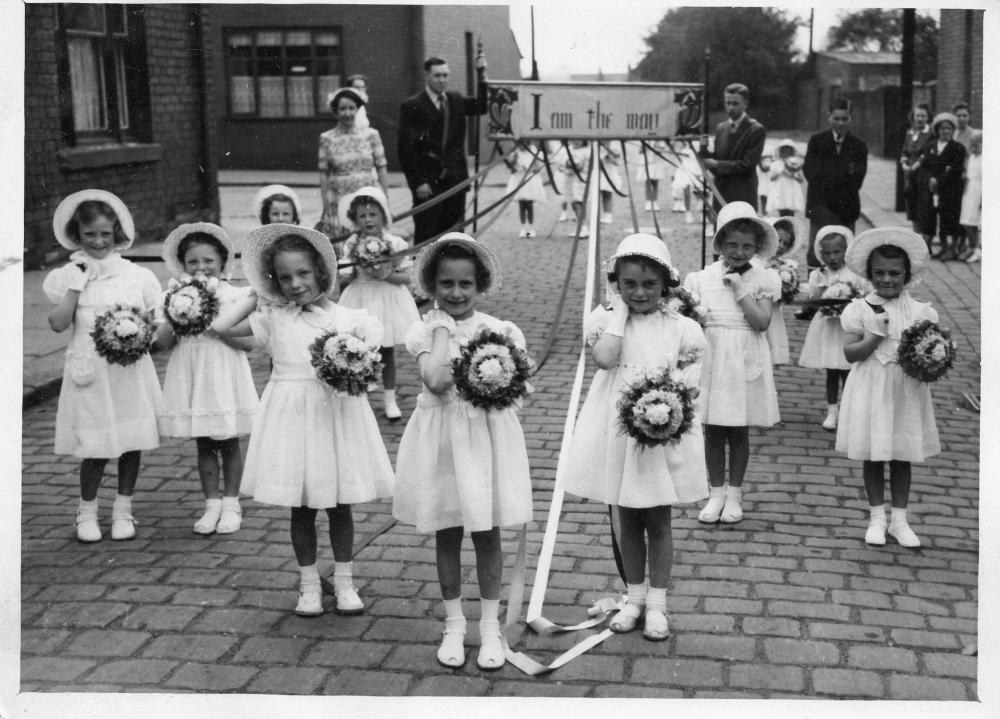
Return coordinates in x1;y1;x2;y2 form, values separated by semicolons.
24;4;217;268
936;9;983;125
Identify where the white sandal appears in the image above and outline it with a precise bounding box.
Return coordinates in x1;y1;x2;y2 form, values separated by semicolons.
194;498;222;535
437;617;467;668
609;603;643;633
477;619;505;670
643;608;670;641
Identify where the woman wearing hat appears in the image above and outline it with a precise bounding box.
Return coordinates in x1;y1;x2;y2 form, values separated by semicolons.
318;87;390;244
914;112;967;261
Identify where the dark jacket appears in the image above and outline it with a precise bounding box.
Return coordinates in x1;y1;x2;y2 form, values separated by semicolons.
915;138;967;235
803;129;868;226
707;115;767;206
397;84;488;193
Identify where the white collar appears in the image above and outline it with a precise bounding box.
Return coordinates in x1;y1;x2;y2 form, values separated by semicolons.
427;87;446;102
729;113;746;127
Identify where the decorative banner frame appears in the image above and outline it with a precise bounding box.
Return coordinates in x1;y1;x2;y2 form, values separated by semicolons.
487;81;704;141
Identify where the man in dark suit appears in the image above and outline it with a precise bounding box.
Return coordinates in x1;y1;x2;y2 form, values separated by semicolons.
803;98;869;269
702;83;767;209
398;56;488;244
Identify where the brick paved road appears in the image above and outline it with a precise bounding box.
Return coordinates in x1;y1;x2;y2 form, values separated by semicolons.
20;180;981;701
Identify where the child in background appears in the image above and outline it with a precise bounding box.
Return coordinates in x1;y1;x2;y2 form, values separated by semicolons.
504;142;547;238
670;142;701;224
562;234;707;641
959;130;982;263
254;184;302;226
683;202;781;524
756;154;772;216
562;140;591;238
837;228;940;548
599;142;622;224
634;140;670;212
393;233;532;671
337;187;420;420
758;216;806;365
157;223;259;534
766;140;806;217
798;226;869;430
212;224;393;617
44;190;163;542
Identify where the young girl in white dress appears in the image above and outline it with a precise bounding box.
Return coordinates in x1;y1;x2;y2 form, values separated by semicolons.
44;190;163;543
254;184;302;226
798;226;870;431
599;141;622;224
633;140;670;212
562;140;591;237
766;139;806;217
959;130;982;264
683;202;781;524
562;234;707;641
392;233;532;671
837;228;940;548
758;215;807;365
505;142;547;237
336;187;420;420
212;224;393;617
157;223;259;534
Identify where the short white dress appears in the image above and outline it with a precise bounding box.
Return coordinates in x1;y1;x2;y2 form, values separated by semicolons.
505;148;547;203
836;292;941;461
562;145;591;203
960;153;981;228
633;141;670;182
393;312;533;533
798;266;869;371
241;302;394;508
683;261;780;427
338;232;421;347
561;305;709;508
159;282;259;439
766;158;806;213
43;252;163;458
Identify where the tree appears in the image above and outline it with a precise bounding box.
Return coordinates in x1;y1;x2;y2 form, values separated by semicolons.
634;7;803;113
826;9;938;82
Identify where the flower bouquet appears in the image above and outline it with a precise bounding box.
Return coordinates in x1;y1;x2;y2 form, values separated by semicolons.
662;287;708;326
897;319;957;382
354;235;393;266
163;275;220;337
452;328;533;411
90;304;156;366
818;281;863;317
775;260;800;304
784;156;804;173
618;369;699;449
307;328;383;395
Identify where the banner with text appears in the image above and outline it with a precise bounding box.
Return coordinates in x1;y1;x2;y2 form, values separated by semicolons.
487;81;704;141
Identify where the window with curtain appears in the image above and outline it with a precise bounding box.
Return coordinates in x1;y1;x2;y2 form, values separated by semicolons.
223;28;342;119
57;4;150;145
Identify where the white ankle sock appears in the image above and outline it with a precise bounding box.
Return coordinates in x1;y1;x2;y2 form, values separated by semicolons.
78;498;98;514
384;388;396;402
443;597;464;622
299;564;321;594
333;561;353;591
890;507;908;525
479;597;500;623
645;586;667;613
626;582;648;608
870;504;887;524
112;494;132;515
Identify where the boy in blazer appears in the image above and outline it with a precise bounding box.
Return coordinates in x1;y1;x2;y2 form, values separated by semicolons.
398;56;488;244
702;83;767;209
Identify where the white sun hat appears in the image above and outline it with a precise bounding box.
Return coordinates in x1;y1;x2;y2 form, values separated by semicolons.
413;232;503;299
812;224;855;260
712;201;779;259
337;186;393;233
845;227;928;285
252;184;302;223
241;223;338;303
161;222;236;279
52;189;136;251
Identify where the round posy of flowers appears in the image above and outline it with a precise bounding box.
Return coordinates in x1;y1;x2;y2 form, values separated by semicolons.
354;235;393;265
662;287;708;326
819;281;862;317
897;319;957;382
307;328;384;395
90;304;155;366
452;329;533;411
163;276;220;337
776;260;800;304
618;369;699;449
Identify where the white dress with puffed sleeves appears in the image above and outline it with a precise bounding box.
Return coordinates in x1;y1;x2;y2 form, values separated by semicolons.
159;281;259;439
392;311;533;533
241;302;394;508
338;232;421;347
561;304;709;508
683;261;780;427
43;252;163;458
835;292;941;462
798;266;869;371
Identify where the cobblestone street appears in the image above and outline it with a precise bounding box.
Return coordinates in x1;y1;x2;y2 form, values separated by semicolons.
17;161;983;710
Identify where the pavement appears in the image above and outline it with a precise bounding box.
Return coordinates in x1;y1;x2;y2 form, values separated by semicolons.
17;138;983;706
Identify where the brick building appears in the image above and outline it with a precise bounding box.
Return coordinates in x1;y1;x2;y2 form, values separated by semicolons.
935;8;983;125
204;4;522;171
24;3;219;268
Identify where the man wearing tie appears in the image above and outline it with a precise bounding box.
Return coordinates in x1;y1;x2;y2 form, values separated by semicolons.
803;98;869;269
398;56;488;244
701;83;767;209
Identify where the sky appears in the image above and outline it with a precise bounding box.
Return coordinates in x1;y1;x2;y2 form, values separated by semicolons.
507;3;936;80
